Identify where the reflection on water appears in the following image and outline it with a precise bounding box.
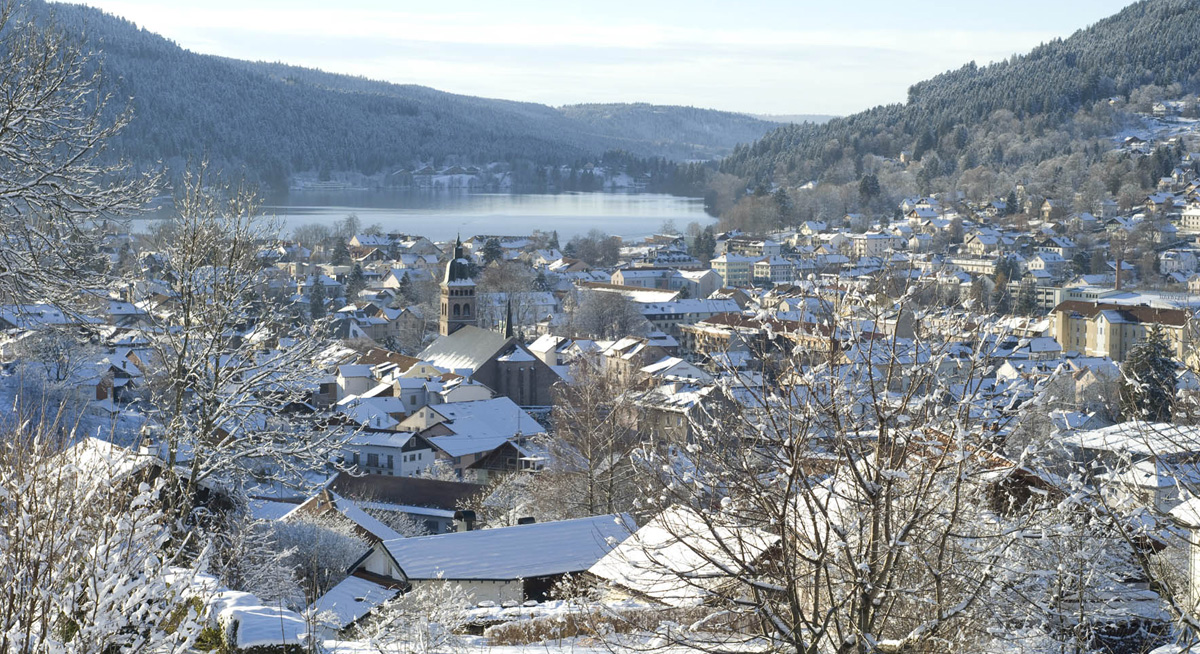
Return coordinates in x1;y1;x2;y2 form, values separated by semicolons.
256;190;715;242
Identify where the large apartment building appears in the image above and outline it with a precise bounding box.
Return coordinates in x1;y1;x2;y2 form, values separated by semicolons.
1050;300;1191;362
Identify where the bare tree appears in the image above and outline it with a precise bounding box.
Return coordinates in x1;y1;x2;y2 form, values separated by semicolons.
592;283;1052;653
140;165;342;516
565;289;649;340
528;360;642;520
0;1;157;307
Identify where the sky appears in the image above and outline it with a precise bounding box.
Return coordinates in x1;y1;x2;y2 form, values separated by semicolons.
74;0;1137;116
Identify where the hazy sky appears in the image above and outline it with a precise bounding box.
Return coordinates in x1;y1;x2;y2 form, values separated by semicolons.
75;0;1136;116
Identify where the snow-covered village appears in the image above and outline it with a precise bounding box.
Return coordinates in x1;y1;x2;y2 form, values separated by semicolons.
20;1;1200;654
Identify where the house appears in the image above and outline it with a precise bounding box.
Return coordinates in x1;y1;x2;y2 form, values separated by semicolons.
343;514;635;604
639;356;713;384
798;221;828;236
1145;192;1177;215
637;298;742;338
400;396;546;477
1066;422;1200;513
1161;249;1199;275
1037;236;1077;259
753;256;794;285
724;237;782;257
847;232;899;258
283;489;405;544
588;506;778;607
964;232;1001;256
342;430;436;477
1027;252;1068;279
336;364;376;400
1041;199;1066;222
326;472;484;535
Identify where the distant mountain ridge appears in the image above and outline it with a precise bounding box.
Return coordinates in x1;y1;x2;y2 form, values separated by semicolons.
29;1;782;188
721;0;1200;185
752;114;837;125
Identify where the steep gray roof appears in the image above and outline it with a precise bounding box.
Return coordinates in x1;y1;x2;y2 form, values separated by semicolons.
418;325;512;373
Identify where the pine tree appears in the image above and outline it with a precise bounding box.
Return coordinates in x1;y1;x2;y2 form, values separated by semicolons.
1016;282;1037;316
691;227;716;264
346;264;366;301
549;230;560;251
482;238;503;265
990;273;1011;314
310;278;327;320
858;174;881;205
397;271;416;305
330;239;350;266
1119;326;1176;421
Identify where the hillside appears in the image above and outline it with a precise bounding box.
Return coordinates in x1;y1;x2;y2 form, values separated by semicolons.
558;103;778;161
753;114;837;125
720;0;1200;189
30;1;778;188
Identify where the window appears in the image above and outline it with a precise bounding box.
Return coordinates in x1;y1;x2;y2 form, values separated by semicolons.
367;453;379;468
387;454;394;469
352;452;360;466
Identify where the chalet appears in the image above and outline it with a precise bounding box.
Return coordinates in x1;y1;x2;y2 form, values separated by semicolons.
1040;199;1065;222
342;430;436;477
283;489;404;544
400;396;546;476
326;472;484;535
340;514;635;605
964;232;1001;256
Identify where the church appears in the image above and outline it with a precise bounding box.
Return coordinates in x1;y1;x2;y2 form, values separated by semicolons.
418;238;561;407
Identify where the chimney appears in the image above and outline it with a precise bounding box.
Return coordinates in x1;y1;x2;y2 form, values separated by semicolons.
454;509;476;532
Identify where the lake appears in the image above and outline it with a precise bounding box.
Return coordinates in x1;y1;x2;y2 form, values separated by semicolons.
258;190;715;242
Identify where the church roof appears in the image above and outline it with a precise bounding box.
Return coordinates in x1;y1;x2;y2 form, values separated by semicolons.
443;237;475;285
418;325;512;373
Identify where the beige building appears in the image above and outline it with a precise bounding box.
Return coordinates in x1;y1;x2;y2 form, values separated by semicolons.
848;232;899;258
710;254;756;287
1050;300;1190;362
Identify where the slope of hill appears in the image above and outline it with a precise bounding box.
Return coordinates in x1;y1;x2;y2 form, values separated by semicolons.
721;0;1200;186
753;114;837;125
28;1;779;187
558;103;777;160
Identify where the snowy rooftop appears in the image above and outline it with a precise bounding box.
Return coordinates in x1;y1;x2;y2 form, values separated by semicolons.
589;507;778;607
1068;421;1200;457
311;575;400;631
381;514;634;580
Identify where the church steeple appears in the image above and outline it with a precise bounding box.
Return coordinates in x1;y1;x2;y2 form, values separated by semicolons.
503;297;514;339
439;235;476;336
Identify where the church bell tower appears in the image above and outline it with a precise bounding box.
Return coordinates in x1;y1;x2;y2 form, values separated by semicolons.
439;236;477;336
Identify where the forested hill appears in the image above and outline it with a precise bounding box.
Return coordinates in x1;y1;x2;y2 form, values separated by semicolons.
31;1;778;188
558;104;783;160
720;0;1200;185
